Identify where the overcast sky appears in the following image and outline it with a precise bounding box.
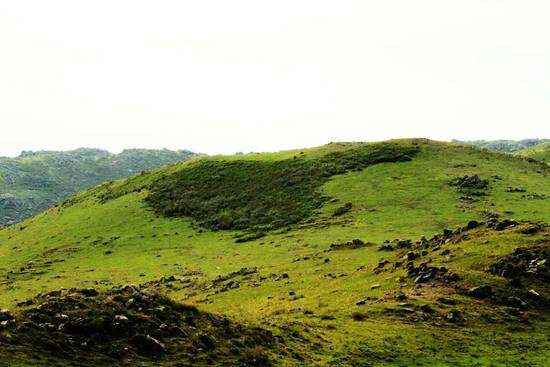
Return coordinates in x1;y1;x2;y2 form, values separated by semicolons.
1;1;549;157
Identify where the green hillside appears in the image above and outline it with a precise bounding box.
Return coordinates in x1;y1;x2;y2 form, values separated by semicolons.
454;139;549;153
516;142;550;163
0;139;548;366
0;148;197;227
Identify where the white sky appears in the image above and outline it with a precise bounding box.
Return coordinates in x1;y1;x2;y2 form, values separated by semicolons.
1;1;549;157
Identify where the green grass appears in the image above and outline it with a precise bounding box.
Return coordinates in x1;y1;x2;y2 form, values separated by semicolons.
0;139;548;366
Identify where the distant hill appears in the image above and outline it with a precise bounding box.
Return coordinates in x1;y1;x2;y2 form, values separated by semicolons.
0;148;197;226
453;138;549;153
517;142;550;163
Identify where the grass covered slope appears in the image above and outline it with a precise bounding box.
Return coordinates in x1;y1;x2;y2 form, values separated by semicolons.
0;148;197;226
517;142;550;164
454;139;549;153
0;139;549;366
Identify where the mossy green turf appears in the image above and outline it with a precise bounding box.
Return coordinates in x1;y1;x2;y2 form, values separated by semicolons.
0;139;549;366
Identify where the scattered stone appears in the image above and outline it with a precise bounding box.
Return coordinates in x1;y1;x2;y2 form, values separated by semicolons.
330;239;374;251
488;243;549;280
494;219;519;231
505;187;526;193
449;174;488;195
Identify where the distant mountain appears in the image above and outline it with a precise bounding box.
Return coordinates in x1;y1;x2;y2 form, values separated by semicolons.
453;138;550;153
0;148;197;226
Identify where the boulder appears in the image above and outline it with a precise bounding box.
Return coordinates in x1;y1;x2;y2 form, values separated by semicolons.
467;285;493;299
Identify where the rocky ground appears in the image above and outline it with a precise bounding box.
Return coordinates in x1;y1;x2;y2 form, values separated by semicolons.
0;285;300;367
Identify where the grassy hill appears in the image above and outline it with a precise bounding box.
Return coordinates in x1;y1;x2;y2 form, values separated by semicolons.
454;139;549;153
0;139;548;366
516;142;550;164
0;148;197;227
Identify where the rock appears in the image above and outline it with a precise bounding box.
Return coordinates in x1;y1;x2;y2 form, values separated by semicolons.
330;239;374;251
442;272;460;283
131;334;166;355
395;239;413;249
507;278;523;288
467;285;493;299
419;304;435;313
505;187;526;193
404;251;419;261
395;293;407;301
114;315;129;323
370;284;381;290
489;242;549;280
0;309;14;322
494;219;519;231
445;310;464;323
442;229;453;238
449;175;488;191
373;259;390;273
466;220;480;230
507;297;528;309
79;288;99;297
528;289;540;298
333;202;352;216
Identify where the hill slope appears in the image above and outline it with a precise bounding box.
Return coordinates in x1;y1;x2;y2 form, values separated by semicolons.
517;142;550;163
454;138;549;153
0;148;197;226
0;139;548;366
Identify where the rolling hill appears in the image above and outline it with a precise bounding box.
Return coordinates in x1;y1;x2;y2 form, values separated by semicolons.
454;139;549;153
0;139;548;366
0;148;197;227
517;142;550;164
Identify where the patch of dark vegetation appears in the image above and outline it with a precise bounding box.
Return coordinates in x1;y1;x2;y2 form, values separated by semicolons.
0;285;298;366
329;239;375;251
144;142;419;231
449;174;489;196
235;231;266;243
489;242;549;281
